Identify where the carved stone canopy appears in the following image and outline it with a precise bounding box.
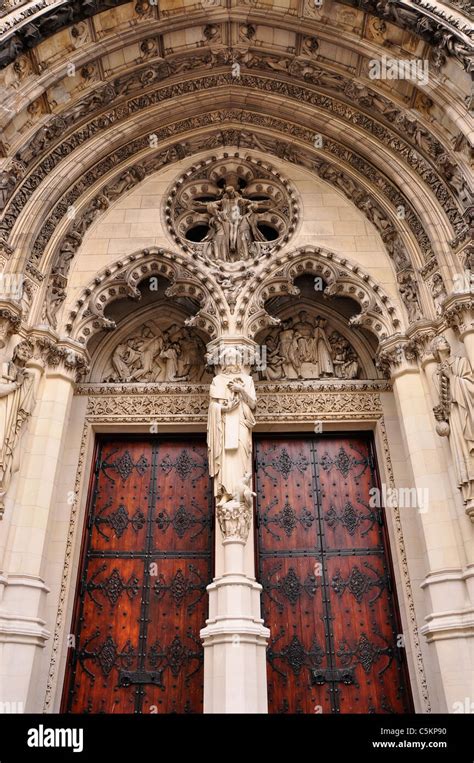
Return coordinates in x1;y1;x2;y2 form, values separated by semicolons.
165;155;298;263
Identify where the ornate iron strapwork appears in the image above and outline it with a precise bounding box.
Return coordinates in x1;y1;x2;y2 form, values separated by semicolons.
260;563;318;612
319;445;370;479
64;438;212;714
160;448;207;486
84;564;140;610
155;500;211;541
256;445;310;485
100;448;149;482
94;499;146;541
331;562;387;605
260;497;315;540
255;435;412;714
153;565;206;614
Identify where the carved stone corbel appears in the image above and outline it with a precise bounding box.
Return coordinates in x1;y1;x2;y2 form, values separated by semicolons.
0;305;21;348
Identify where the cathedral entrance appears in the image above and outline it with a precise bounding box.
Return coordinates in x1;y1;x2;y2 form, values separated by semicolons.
254;435;413;714
62;436;212;714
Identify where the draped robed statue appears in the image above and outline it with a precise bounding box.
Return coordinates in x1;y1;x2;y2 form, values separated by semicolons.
0;340;36;513
431;335;474;517
207;346;257;501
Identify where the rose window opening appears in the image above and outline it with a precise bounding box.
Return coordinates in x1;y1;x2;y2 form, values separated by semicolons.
165;155;298;263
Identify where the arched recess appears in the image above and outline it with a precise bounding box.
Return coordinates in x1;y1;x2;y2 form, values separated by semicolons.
242;245;403;343
19;140;447;338
66;247;233;351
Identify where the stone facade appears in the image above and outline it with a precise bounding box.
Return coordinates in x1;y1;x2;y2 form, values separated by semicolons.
0;0;472;715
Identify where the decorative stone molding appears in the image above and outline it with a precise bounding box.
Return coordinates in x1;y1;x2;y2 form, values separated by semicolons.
13;110;445;275
341;0;473;70
442;294;474;338
376;339;420;377
34;337;88;380
165;154;298;260
76;380;391;423
377;416;431;712
67;248;222;345
1;60;467;262
0;302;21;347
244;246;402;340
0;0;470;72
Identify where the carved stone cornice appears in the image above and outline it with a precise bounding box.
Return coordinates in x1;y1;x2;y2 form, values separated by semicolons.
78;380;388;423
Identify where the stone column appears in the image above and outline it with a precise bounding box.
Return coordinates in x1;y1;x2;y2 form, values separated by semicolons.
200;340;270;713
0;342;80;712
382;341;473;712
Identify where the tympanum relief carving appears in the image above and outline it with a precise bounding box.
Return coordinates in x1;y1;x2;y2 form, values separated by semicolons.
258;313;361;381
102;320;209;384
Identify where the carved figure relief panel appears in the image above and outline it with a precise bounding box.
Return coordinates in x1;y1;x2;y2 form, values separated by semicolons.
256;311;364;381
98;317;210;384
165;155;298;264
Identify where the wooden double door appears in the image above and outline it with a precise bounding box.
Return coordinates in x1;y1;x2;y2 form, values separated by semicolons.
255;435;412;714
64;434;411;713
63;437;212;713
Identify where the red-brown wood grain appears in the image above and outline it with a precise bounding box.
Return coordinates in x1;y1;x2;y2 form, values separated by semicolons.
255;435;412;714
62;437;212;714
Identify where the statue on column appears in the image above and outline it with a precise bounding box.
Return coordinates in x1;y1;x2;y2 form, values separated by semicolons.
0;340;36;514
431;336;474;518
207;346;257;540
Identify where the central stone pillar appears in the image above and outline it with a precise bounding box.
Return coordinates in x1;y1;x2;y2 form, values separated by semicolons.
200;339;270;713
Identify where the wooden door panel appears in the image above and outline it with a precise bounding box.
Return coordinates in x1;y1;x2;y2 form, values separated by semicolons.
152;444;211;554
89;442;151;554
142;558;208;714
317;439;382;551
63;437;212;714
261;556;331;714
255;435;412;715
255;440;317;552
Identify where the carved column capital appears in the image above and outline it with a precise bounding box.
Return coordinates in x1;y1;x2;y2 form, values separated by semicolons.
443;294;474;341
34;336;88;383
0;303;22;349
375;338;419;379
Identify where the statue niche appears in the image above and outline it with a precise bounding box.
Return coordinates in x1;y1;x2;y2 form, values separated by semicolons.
259;313;360;381
103;321;208;383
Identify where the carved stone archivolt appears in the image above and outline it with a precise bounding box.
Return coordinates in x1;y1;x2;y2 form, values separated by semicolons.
0;0;470;72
